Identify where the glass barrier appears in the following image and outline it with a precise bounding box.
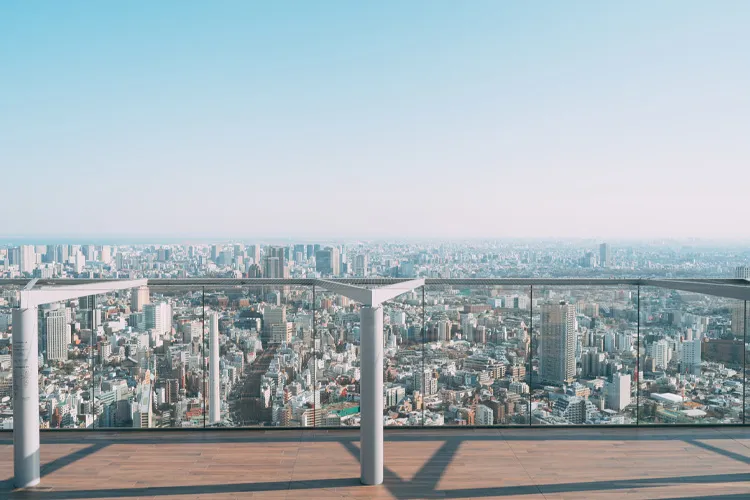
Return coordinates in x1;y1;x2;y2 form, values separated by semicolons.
89;284;204;429
423;284;532;426
39;290;97;429
0;279;746;430
382;286;424;427
638;287;744;424
530;285;639;425
314;286;361;427
209;284;314;428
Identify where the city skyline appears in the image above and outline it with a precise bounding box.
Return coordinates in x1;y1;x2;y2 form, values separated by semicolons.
3;2;750;238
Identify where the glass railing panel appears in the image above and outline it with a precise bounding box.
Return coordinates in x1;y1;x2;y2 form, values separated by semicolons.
91;284;203;429
0;284;19;429
638;286;744;425
381;285;424;427
36;287;101;429
531;285;639;425
423;284;532;426
314;287;361;428
204;284;313;428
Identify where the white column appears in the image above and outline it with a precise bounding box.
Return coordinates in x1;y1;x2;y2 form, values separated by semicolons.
208;312;220;424
13;307;40;488
359;305;383;485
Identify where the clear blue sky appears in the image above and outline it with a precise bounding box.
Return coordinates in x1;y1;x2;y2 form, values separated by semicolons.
2;1;749;240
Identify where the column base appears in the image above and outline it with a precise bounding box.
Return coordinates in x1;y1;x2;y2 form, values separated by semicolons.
14;477;40;489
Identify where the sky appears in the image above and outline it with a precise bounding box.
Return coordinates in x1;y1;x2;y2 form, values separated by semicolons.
1;1;749;240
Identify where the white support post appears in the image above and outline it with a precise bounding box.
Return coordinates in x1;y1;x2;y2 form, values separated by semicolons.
359;305;384;485
13;307;40;488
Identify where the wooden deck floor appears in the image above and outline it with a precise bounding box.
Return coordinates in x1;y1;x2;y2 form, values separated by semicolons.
1;427;749;499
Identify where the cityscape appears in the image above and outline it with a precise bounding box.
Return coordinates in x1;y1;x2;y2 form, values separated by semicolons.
0;241;748;430
3;0;750;495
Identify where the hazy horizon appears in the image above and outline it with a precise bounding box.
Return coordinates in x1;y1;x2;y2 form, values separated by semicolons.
3;234;750;248
3;1;749;239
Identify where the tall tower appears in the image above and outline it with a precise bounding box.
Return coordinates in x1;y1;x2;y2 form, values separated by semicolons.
144;302;171;336
43;306;69;362
315;247;340;276
354;254;369;277
131;286;150;312
539;302;577;385
679;337;702;375
331;247;341;276
653;339;671;369
19;245;36;275
606;373;631;411
263;246;286;278
208;311;220;425
599;243;610;268
263;306;286;343
248;244;261;265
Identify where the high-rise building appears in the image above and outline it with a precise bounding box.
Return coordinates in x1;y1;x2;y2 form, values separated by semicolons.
315;247;340;276
246;263;262;278
553;395;588;424
417;368;438;396
315;250;330;275
354;254;368;277
82;244;95;261
19;245;36;275
599;243;610;268
606;373;631;411
131;286;150;312
144;302;172;336
98;340;112;363
263;246;286;278
57;245;69;264
474;325;487;344
262;256;279;278
330;246;341;276
74;251;85;273
736;266;750;280
7;247;20;266
652;339;671;369
100;245;112;263
385;385;406;408
731;303;749;336
44;245;56;263
133;383;153;428
248;245;261;265
679;338;702;375
271;322;293;344
210;245;219;262
208;311;220;424
44;306;70;362
263;306;286;343
476;404;494;425
436;320;451;342
539;302;577;385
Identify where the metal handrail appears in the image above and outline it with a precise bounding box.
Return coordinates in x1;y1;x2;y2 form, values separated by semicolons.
1;277;748;300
